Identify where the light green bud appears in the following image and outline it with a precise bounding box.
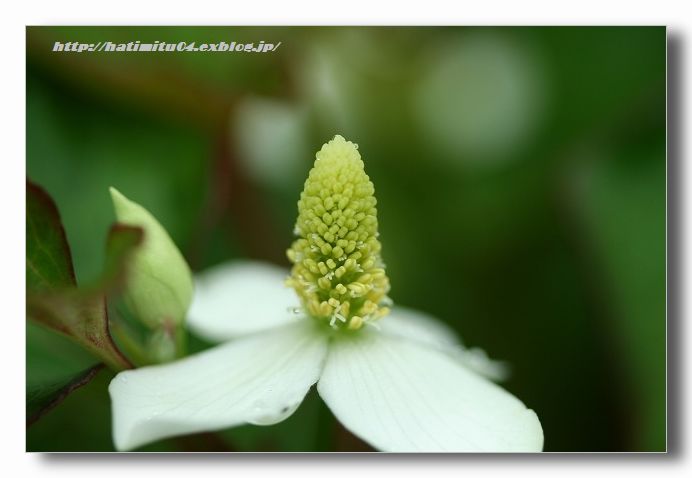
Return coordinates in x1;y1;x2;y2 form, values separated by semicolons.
109;187;193;330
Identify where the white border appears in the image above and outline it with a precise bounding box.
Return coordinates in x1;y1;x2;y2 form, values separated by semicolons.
3;1;687;477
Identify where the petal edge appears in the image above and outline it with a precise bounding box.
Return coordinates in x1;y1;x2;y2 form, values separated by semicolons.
379;307;509;381
110;320;327;451
318;331;543;452
188;261;299;341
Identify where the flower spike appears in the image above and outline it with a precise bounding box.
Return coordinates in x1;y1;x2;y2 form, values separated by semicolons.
287;135;390;330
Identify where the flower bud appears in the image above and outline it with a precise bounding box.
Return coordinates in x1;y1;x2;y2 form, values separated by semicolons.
109;187;193;330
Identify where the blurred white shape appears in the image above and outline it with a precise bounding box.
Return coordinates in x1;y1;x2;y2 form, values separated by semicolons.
235;97;309;188
299;44;359;134
414;32;547;167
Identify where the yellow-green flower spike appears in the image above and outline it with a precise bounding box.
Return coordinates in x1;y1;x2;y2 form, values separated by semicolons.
286;135;391;330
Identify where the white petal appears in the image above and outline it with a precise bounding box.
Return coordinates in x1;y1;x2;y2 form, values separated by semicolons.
188;261;299;342
378;307;460;350
379;307;509;381
317;332;543;452
109;320;327;451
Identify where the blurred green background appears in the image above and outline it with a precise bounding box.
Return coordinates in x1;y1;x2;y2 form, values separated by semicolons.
26;26;666;452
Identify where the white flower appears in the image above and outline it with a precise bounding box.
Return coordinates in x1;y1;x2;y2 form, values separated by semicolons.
109;136;543;452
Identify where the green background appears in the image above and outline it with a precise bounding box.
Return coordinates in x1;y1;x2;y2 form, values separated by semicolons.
26;26;666;452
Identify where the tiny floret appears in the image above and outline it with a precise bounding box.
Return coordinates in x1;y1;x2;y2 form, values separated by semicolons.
286;135;390;330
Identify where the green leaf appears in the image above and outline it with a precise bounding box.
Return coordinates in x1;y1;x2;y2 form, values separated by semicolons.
26;181;105;424
27;291;131;371
26;182;145;423
26;321;103;425
26;180;76;290
26;181;137;370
